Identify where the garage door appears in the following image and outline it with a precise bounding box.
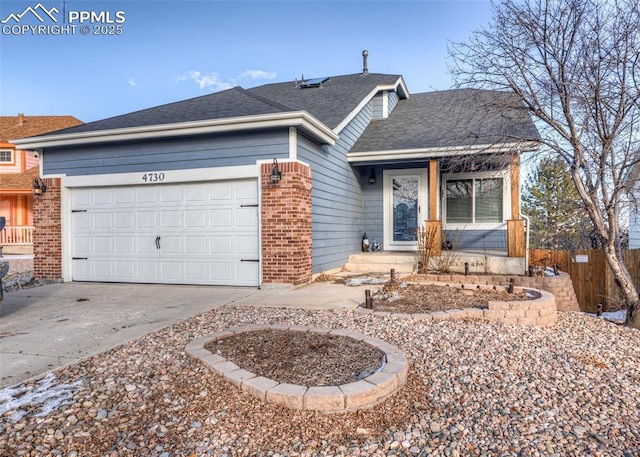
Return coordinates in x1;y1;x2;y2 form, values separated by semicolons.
71;179;260;286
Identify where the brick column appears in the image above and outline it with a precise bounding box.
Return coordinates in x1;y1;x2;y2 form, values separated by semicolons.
33;178;62;280
261;161;312;286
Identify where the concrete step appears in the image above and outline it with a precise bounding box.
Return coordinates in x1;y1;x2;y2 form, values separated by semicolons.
344;252;417;274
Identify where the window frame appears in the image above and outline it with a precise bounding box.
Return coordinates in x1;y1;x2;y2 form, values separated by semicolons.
0;149;14;164
442;170;511;230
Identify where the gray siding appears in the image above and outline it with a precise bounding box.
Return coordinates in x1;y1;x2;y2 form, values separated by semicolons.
371;93;384;119
298;104;373;273
388;91;399;114
362;165;384;247
443;228;507;251
43;129;289;176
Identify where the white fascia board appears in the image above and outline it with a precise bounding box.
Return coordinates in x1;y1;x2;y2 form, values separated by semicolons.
347;141;540;163
60;164;258;188
12;111;338;149
334;77;409;134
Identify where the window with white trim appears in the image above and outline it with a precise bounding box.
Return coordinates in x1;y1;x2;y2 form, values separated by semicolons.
0;150;13;163
445;176;504;224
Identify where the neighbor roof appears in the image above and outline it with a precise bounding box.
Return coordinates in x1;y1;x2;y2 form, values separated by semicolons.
0;115;83;142
350;89;540;154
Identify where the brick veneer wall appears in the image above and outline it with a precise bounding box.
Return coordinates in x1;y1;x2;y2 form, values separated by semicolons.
261;161;312;286
413;271;580;312
33;177;62;279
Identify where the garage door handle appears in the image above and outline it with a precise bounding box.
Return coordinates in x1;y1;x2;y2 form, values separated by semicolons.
241;259;259;262
155;236;161;249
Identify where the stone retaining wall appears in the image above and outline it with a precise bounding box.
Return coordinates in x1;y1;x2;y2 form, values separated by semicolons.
410;272;579;312
360;282;558;328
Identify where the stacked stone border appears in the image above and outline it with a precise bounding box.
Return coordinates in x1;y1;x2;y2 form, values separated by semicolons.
405;272;579;312
185;325;408;413
357;282;558;328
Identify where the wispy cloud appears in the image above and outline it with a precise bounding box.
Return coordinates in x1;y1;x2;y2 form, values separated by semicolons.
176;69;277;91
175;71;234;91
239;70;277;80
128;79;136;87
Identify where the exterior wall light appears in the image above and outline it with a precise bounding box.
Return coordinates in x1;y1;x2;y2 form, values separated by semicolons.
368;168;376;184
33;176;47;196
270;158;282;184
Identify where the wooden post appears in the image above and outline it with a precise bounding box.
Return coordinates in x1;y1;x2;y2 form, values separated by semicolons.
507;219;526;257
429;160;439;221
425;220;442;256
426;160;442;256
510;154;520;220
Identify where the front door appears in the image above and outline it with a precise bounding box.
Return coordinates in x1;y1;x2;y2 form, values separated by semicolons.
383;169;428;250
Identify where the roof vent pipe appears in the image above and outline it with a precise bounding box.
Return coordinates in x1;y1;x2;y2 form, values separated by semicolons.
18;113;24;126
362;50;368;75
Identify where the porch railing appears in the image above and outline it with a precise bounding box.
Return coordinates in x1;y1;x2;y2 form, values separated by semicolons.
0;226;34;245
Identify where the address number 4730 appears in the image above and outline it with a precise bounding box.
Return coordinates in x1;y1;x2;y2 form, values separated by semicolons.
142;172;165;182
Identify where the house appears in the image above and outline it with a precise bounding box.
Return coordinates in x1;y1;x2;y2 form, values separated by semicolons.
12;60;539;287
0;114;82;254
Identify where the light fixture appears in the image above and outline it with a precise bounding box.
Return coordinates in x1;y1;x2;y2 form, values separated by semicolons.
368;168;376;184
33;177;47;196
270;158;282;184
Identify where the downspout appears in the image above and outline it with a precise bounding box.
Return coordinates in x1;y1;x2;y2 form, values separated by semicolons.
520;208;530;275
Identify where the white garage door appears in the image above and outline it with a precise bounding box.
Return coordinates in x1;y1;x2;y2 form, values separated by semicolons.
71;179;260;286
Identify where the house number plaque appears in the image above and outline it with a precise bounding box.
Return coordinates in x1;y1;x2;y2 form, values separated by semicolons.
141;172;165;183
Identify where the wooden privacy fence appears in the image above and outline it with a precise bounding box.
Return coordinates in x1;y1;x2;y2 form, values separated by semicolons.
529;249;640;313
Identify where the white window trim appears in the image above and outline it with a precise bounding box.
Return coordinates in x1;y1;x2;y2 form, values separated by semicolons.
442;169;511;231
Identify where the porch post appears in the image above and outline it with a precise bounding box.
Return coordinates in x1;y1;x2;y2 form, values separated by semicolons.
507;154;526;257
426;159;441;256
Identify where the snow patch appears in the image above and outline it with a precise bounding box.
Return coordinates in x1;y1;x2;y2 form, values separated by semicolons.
0;373;83;423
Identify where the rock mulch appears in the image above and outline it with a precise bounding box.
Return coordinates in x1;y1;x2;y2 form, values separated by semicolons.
0;306;639;456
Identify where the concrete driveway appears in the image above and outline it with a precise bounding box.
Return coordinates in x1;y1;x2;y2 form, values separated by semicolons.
0;280;367;388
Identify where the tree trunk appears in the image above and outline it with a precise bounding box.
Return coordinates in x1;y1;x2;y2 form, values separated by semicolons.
603;244;640;329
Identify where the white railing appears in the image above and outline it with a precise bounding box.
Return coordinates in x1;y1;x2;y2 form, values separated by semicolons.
0;226;34;245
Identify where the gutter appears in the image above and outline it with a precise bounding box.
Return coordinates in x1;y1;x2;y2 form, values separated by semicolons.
11;111;339;150
347;141;541;163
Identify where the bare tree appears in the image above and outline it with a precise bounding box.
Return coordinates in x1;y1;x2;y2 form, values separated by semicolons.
449;0;640;328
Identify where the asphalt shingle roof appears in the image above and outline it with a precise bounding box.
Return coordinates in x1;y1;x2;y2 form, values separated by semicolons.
45;73;403;137
0;115;82;142
351;89;540;152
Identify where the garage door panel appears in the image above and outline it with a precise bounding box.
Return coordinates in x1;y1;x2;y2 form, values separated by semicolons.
115;212;134;229
236;207;258;227
185;236;207;254
115;237;134;254
210;182;233;200
136;212;158;229
236;180;258;200
115;262;135;279
185;262;207;281
210;236;232;254
185;210;206;227
161;210;182;228
236;235;259;255
210;209;232;227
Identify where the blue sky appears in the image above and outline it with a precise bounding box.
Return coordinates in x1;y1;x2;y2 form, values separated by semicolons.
0;0;493;123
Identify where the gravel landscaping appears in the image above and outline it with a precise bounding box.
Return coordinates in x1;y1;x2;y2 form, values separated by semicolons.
1;304;639;456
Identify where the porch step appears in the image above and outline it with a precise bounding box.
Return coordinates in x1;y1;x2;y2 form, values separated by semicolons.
344;252;417;274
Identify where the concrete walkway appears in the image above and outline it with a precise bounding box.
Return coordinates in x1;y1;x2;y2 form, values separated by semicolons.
0;281;369;388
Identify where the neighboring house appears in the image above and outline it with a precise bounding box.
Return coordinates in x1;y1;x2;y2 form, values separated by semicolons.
13;64;539;287
0;114;82;254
